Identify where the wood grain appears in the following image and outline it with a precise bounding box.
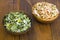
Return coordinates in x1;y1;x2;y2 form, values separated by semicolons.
0;0;19;40
45;0;60;40
0;0;14;40
0;0;60;40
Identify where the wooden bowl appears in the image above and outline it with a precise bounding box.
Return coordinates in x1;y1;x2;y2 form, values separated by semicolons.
3;11;31;35
32;2;59;23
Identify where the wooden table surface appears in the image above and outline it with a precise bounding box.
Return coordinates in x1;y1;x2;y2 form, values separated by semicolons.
0;0;60;40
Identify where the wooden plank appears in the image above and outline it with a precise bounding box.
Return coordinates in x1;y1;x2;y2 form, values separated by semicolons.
45;0;60;40
56;0;60;40
20;0;52;40
19;34;28;40
13;0;20;11
0;0;20;40
33;22;52;40
0;0;14;40
50;0;60;40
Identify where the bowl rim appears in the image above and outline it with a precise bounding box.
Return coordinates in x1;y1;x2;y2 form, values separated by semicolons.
3;11;32;35
32;2;59;23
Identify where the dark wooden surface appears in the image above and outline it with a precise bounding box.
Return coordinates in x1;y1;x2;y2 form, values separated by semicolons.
0;0;60;40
